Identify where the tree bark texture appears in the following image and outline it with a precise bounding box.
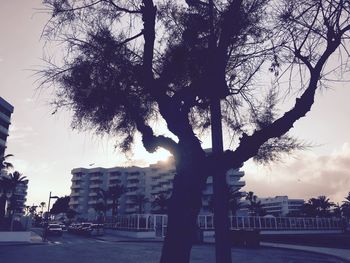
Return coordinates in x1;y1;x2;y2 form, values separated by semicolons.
160;147;207;263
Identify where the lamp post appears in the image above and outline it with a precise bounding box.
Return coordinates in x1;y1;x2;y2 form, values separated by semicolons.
46;191;58;221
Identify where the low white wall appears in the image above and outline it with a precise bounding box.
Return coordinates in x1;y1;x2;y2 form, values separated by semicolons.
0;231;31;242
261;230;343;235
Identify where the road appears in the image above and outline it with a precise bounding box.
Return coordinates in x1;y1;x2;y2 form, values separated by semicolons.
0;231;348;263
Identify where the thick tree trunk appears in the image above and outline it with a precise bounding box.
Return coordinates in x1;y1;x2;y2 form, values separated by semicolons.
160;149;207;263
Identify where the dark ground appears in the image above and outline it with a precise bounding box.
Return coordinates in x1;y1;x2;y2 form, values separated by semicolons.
0;231;348;263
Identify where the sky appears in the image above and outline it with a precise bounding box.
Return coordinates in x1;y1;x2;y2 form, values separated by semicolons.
0;1;350;207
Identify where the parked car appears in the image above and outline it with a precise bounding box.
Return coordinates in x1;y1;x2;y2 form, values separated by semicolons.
47;224;63;236
68;223;81;233
90;224;104;236
59;223;67;232
79;223;93;235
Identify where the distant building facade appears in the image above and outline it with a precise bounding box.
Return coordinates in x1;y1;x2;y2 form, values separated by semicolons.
258;196;304;216
69;158;245;220
0;97;27;216
0;97;14;156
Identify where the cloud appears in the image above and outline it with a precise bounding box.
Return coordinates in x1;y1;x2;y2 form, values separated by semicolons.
7;125;35;144
243;143;350;203
24;98;34;103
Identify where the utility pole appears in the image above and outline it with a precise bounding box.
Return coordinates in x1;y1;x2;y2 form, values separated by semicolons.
47;191;58;221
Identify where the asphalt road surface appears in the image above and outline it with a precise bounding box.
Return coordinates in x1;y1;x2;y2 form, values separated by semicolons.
0;232;347;263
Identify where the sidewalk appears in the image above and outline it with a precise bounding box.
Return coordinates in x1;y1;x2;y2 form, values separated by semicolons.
93;229;163;243
261;242;350;262
0;231;44;246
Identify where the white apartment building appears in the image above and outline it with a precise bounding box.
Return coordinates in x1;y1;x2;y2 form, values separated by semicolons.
70;166;149;220
69;157;245;220
0;97;27;216
0;96;14;156
258;196;304;216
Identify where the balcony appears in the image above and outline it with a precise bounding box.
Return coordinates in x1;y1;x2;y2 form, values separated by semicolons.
69;200;80;205
0;138;6;147
0;111;10;123
71;184;83;189
89;192;98;197
89;183;101;189
0;125;9;135
126;190;138;196
90;174;103;181
72;176;83;182
109;172;122;178
88;200;98;205
127;173;140;180
126;182;139;188
70;192;82;197
231;181;245;187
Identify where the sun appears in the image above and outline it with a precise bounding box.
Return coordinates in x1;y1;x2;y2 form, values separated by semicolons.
148;148;172;164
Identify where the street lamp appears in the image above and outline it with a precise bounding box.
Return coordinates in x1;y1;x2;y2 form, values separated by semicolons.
46;191;59;220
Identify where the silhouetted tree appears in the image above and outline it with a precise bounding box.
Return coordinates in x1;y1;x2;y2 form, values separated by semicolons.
6;172;27;217
152;193;170;214
50;196;70;215
317;196;334;217
29;205;38;216
131;194;149;214
302;196;334;217
332;203;342;218
228;188;245;216
66;208;78;221
0;154;14;171
40;0;350;262
108;184;126;217
245;191;265;216
96;189;110;221
39;202;46;217
341;192;350;218
0;154;13;220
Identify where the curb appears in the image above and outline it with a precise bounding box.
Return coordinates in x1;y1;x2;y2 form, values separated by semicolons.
92;237;164;243
0;242;46;247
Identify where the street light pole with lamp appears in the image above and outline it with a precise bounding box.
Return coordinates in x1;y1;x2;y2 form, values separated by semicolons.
46;191;58;221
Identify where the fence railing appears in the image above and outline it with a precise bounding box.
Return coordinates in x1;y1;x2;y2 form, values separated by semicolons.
197;215;344;230
104;214;344;235
104;214;167;233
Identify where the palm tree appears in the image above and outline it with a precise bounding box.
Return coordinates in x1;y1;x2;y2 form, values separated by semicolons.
0;176;11;221
317;196;334;217
228;188;245;216
108;184;126;217
152;194;169;214
24;205;31;216
93;202;107;222
6;171;27;229
29;205;38;216
131;194;148;214
39;202;46;217
302;198;319;217
0;154;13;222
0;154;14;172
332;203;342;218
96;189;110;221
245;191;265;216
341;192;350;218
